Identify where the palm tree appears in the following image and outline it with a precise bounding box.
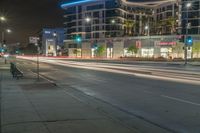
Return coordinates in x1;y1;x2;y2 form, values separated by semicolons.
156;20;165;35
128;45;139;57
166;17;177;34
124;20;135;36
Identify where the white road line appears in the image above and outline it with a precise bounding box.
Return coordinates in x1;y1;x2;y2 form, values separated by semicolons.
161;95;200;106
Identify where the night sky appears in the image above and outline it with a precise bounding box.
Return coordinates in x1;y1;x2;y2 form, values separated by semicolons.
0;0;64;46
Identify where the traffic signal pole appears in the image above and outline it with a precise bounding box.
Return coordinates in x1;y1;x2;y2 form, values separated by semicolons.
184;38;187;65
184;7;189;65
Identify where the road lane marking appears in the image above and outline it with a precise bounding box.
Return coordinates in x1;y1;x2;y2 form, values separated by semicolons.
161;95;200;106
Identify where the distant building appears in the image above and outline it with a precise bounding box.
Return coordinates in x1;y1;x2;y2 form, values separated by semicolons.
40;28;65;56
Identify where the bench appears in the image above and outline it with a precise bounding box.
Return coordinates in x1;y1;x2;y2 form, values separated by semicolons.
13;68;24;79
10;63;24;79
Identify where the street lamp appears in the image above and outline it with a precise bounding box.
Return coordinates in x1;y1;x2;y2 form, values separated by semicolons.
1;28;12;49
85;17;91;23
53;32;57;56
145;25;149;36
53;32;57;37
0;16;6;22
35;43;40;81
0;16;7;48
85;17;92;38
184;2;192;65
145;25;151;57
111;19;116;24
186;3;192;8
7;29;11;33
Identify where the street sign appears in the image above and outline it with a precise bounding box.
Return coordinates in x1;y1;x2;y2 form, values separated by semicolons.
29;37;39;44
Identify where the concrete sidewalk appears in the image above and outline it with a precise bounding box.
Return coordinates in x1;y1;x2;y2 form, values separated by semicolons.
0;58;135;133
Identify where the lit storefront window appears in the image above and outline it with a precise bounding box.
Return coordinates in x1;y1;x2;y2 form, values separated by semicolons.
107;48;113;58
141;48;154;57
160;48;172;58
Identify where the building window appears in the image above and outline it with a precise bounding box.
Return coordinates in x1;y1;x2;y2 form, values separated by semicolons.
93;11;100;18
78;6;82;13
86;4;104;11
65;6;76;14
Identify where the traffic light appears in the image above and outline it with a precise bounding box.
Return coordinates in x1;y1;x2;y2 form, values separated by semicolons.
179;35;185;43
93;44;98;49
186;36;193;46
1;48;5;53
73;35;82;43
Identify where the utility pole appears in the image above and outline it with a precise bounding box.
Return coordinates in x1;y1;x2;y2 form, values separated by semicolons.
53;32;57;56
185;2;192;65
35;42;40;81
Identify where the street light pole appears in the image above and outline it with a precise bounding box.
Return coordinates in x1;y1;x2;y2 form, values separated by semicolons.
184;2;191;65
35;43;40;81
1;29;11;56
53;32;58;56
1;31;4;46
145;25;151;57
0;16;6;48
85;17;92;58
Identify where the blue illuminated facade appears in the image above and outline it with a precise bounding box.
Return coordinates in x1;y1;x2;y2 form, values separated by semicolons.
41;28;65;56
41;28;65;46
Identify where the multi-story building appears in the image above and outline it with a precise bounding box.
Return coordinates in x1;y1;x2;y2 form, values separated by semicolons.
60;0;200;59
40;28;65;56
61;0;179;40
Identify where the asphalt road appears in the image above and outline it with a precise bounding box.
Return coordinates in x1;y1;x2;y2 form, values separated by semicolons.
16;58;200;133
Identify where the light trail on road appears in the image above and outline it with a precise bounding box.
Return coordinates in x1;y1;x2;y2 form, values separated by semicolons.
17;56;200;85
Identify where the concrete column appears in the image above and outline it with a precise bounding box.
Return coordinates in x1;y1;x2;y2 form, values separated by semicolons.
139;14;142;35
82;42;91;58
113;41;124;59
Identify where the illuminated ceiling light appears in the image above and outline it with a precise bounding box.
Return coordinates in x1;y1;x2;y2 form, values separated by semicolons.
53;32;57;37
145;25;149;30
85;17;91;23
186;3;192;8
111;20;116;24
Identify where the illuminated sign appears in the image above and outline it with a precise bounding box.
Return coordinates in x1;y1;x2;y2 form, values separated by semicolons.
29;37;39;44
45;31;51;34
136;40;141;48
157;42;176;46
